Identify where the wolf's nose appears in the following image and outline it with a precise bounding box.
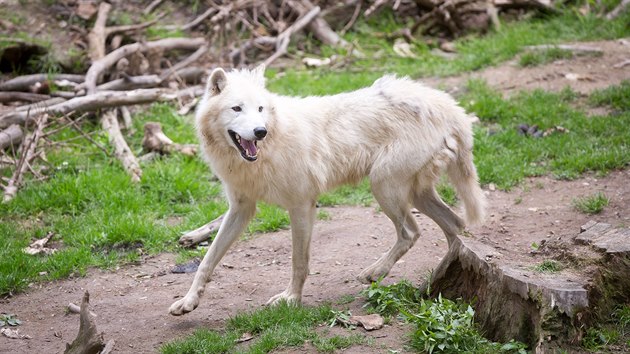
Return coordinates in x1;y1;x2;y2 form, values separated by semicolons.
254;127;267;139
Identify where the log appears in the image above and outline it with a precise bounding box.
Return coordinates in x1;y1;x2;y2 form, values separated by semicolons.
87;2;111;62
102;110;141;182
84;37;206;94
606;0;630;19
0;74;84;92
0;124;23;150
64;291;105;354
178;214;225;247
0;86;204;129
142;122;197;156
0;92;50;103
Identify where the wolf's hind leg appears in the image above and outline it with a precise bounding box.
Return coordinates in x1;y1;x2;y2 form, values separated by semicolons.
169;196;256;316
358;180;420;284
267;202;316;305
412;187;464;247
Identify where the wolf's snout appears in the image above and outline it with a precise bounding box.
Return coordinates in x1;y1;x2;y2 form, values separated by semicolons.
254;127;267;139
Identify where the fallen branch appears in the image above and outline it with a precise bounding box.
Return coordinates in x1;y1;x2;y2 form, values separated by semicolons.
164;6;218;31
0;86;204;128
142;122;197;156
102;110;142;182
606;0;630;19
0;124;23;150
289;0;350;47
87;2;112;62
524;44;603;54
64;291;106;354
263;6;321;66
67;302;97;317
144;0;164;15
0;92;50;103
179;214;225;247
3;114;48;203
159;45;209;82
0;74;84;92
84;37;206;94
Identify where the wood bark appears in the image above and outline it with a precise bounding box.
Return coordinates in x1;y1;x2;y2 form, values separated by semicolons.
87;2;111;62
102;110;142;182
263;6;322;66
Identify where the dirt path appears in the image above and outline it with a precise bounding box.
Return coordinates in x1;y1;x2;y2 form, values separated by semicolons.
2;39;629;353
2;169;628;353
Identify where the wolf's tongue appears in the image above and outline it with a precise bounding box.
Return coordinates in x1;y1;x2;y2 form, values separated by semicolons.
241;139;257;156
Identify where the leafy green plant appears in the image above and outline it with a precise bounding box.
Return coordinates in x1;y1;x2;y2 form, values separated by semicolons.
572;192;609;214
582;327;620;351
0;313;22;327
362;281;527;353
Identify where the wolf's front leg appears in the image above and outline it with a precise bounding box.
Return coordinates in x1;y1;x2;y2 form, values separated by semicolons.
169;196;256;316
267;202;316;305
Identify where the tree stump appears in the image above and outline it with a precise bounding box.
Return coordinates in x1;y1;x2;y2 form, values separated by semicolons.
427;222;630;351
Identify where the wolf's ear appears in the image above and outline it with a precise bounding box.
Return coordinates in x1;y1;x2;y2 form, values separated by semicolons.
207;68;227;96
252;64;266;87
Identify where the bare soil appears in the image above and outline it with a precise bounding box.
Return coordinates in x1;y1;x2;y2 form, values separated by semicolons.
2;37;630;353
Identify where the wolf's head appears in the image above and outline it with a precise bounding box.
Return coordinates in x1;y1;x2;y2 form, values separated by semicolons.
197;64;271;162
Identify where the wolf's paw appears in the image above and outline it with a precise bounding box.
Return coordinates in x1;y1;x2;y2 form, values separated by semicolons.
169;295;199;316
357;265;390;284
266;290;301;306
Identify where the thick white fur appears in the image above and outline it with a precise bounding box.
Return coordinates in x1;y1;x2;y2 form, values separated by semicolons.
169;65;486;315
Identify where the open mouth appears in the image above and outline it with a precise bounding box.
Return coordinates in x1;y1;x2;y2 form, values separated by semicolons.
228;130;259;161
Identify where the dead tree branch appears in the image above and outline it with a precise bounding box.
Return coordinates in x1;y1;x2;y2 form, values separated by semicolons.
179;214;225;247
3;114;48;203
263;6;322;66
0;74;84;92
0;87;203;128
606;0;630;19
142;122;197;156
0;91;50;103
102;110;142;182
84;37;206;94
64;291;106;354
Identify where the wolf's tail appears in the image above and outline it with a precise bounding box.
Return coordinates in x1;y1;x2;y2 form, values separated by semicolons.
446;140;486;226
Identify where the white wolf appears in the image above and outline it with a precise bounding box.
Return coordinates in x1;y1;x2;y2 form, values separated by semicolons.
169;65;486;316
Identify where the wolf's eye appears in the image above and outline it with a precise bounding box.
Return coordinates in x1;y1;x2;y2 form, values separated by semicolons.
258;106;263;112
231;106;242;112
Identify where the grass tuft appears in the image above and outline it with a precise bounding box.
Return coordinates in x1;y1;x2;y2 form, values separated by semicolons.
572;192;609;214
533;260;562;273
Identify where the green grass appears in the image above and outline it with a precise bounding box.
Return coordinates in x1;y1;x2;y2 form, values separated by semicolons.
519;47;575;67
160;302;366;353
572;192;610;214
362;280;528;354
533;260;563;273
590;80;630;112
581;304;630;352
464;81;630;189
